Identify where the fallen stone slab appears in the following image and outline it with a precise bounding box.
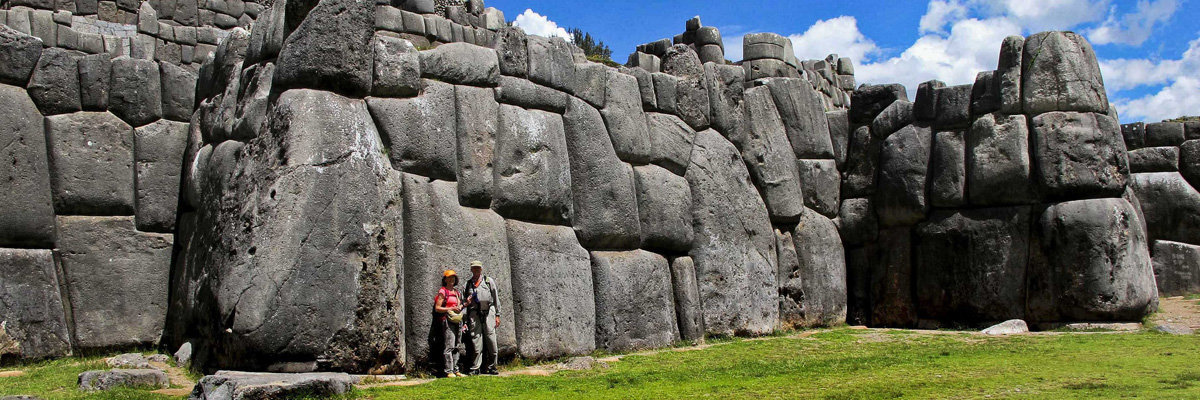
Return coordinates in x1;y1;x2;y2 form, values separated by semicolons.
1155;324;1194;335
78;369;168;391
188;371;355;400
981;319;1028;335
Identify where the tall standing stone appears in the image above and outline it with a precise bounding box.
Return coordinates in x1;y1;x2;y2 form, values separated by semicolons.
506;219;595;359
738;85;805;222
493;105;573;225
591;250;678;352
0;248;72;360
366;80;458;180
562;97;641;249
1021;31;1108;115
764;78;835;159
45;111;135;215
274;0;374;97
968;113;1034;205
0;84;55;247
454;85;498;207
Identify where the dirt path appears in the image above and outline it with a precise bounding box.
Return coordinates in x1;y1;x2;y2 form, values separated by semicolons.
1151;296;1200;330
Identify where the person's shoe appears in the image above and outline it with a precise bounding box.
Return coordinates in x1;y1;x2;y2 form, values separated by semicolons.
466;369;480;376
485;368;499;375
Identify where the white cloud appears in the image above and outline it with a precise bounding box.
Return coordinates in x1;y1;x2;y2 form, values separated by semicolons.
786;16;880;62
1086;0;1179;46
968;0;1109;32
1106;37;1200;121
920;0;968;34
1115;76;1200;122
512;9;571;40
857;17;1021;96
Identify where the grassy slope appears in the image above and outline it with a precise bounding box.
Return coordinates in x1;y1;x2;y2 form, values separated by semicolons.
4;329;1200;399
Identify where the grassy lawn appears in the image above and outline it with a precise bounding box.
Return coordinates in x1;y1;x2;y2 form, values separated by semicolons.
4;328;1200;399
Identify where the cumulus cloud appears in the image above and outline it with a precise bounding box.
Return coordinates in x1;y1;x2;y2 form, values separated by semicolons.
969;0;1109;32
920;0;968;34
857;17;1021;96
1087;0;1179;46
1106;37;1200;121
786;16;880;62
1115;76;1200;122
512;9;571;40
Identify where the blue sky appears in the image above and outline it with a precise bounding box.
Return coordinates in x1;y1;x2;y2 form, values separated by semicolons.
483;0;1199;122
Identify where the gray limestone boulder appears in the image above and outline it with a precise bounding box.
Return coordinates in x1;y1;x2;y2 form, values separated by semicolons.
78;54;111;111
646;113;695;176
981;319;1028;335
372;34;422;97
0;85;55;248
106;353;151;369
934;84;971;130
1123;122;1145;150
134;120;188;232
602;69;655;164
970;70;1000;116
662;45;709;130
1181;140;1200;186
739;86;805;222
27;48;82;116
366;80;458;180
668;257;704;341
870;227;917;327
526;35;574;93
686;129;777;336
492;27;527;78
1152;240;1200;297
1031;111;1128;200
274;0;374;97
1128;146;1179;173
493;104;572;225
742;59;791;81
0;26;43;86
651;72;678;114
827;110;850;167
620;66;656;110
179;89;406;373
591;250;678;352
401;177;515;365
850;83;906;123
997;35;1023;114
109;57;162;128
1021;31;1108;115
791;210;847;327
45;111;135;215
633;164;693;253
1130;172;1200;245
704;63;745;138
875;124;931;227
454;85;498;207
419;42;500;87
841;125;880;198
495;76;568;113
79;369;168;391
57;216;171;349
967;113;1035;205
160;62;196;122
837;197;878;246
562;97;641;249
914;80;944;122
572;62;609;108
1027;198;1158;322
871;100;913;139
764;78;835;159
231;63;275;141
1145;122;1185;147
914;207;1030;322
188;371;355;400
797;159;840;218
930;130;966;207
505;219;595;359
0;249;71;360
775;229;803;329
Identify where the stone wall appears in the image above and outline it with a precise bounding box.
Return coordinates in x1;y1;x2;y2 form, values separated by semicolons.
0;0;1171;373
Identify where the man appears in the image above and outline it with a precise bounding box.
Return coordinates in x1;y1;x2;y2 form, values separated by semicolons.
464;260;501;375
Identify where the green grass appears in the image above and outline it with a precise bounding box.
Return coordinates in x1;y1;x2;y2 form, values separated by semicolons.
364;329;1200;400
5;329;1200;399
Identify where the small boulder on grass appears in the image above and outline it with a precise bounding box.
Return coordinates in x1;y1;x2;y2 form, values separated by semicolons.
106;353;151;369
981;319;1029;335
78;369;169;391
1155;324;1195;335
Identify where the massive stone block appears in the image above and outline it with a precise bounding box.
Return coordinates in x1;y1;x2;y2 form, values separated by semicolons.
633;164;693;253
837;197;878;246
601;69;655;164
496;75;567;113
0;84;55;247
841;125;879;198
108;57;162;128
1145;122;1185;147
562;97;641;249
997;35;1023;114
668;257;703;341
492;27;528;78
704;62;745;138
914;207;1030;322
159;62;196;122
45;111;135;216
934;84;971;130
850;83;906;123
197;89;404;372
0;248;71;360
929;130;966;208
78;54;111;111
739;85;805;222
686;129;777;336
1027;198;1157;322
493;104;572;225
827;110;850;167
418;42;500;87
662;45;709;130
791;210;847;327
27;47;82;116
591;250;678;352
366;80;457;180
505;219;595;359
1129;172;1200;245
764;78;835;159
572;62;609;108
775;228;804;328
372;34;422;98
871;100;913;139
968;113;1034;205
0;25;43;87
525;35;574;93
1152;240;1200;297
56;216;172;349
797;159;840;218
1181;140;1200;187
454;85;498;207
870;227;916;327
1128;146;1179;173
1031;111;1128;200
134;120;188;232
1021;31;1108;115
646;112;695;176
401;177;515;366
875;124;931;227
274;0;374;97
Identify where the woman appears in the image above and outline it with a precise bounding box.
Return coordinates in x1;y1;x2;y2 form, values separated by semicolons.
434;269;465;378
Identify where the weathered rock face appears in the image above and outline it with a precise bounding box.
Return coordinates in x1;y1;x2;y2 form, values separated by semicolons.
968;113;1034;205
0;248;72;360
1031;111;1128;199
0;84;54;247
686;129;778;336
790;210;847;327
562;97;640;249
493;104;572;225
1021;31;1108;115
45;111;135;215
505;219;595;359
591;250;678;352
1153;240;1200;297
915;207;1030;322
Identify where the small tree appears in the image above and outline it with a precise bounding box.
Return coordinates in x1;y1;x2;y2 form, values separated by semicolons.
569;28;613;63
